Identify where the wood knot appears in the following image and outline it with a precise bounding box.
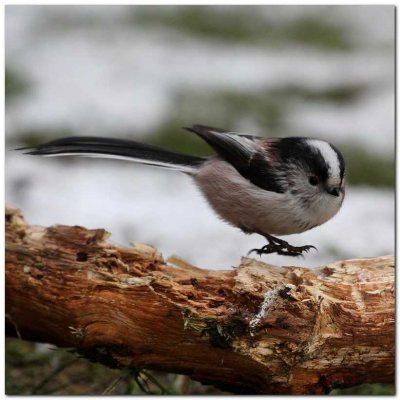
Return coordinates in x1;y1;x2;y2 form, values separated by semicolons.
279;286;293;299
76;251;88;262
321;267;335;277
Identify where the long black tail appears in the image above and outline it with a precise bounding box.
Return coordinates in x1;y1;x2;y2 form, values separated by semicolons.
19;136;206;173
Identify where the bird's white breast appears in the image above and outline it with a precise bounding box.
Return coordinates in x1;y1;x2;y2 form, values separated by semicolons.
194;158;342;236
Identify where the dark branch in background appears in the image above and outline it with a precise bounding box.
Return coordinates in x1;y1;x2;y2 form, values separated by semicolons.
5;206;394;394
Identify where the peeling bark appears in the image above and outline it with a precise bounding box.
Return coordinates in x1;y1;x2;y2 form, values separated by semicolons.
5;206;395;394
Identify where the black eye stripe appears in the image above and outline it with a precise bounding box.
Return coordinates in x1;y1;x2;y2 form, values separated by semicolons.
278;138;329;181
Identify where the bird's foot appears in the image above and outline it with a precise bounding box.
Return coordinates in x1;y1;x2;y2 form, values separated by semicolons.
248;237;317;257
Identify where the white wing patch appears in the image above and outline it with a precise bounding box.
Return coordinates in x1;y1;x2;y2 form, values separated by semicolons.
227;133;262;152
307;139;341;178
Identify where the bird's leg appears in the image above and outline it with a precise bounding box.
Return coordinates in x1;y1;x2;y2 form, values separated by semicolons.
248;233;317;257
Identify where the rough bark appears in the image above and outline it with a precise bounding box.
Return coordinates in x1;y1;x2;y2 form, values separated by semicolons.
5;206;394;394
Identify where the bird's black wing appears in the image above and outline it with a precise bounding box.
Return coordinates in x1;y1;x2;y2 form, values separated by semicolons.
185;125;285;193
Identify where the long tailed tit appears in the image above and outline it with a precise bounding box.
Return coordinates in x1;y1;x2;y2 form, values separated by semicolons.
20;124;345;257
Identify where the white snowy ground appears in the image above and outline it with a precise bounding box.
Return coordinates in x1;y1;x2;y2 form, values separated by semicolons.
6;155;394;269
5;5;395;269
5;6;394;153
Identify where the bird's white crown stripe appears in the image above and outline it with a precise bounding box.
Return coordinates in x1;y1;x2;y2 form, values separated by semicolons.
307;139;341;177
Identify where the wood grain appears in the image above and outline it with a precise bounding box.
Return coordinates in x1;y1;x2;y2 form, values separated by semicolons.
5;207;394;394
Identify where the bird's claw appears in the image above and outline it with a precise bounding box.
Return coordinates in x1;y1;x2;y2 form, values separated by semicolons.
248;243;317;257
248;243;277;256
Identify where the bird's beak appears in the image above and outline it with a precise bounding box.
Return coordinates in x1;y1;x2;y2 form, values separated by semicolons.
327;186;341;197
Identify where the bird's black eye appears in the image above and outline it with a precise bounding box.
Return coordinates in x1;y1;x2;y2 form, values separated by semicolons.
308;176;319;186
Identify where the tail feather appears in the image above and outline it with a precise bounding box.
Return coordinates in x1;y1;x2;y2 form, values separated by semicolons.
20;136;206;173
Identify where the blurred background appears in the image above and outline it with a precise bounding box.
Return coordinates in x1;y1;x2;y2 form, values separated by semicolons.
5;5;395;395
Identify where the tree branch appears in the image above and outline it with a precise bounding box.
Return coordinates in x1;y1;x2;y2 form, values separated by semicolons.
5;206;394;394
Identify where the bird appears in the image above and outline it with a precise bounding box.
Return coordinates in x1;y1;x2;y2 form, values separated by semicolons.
18;124;345;257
